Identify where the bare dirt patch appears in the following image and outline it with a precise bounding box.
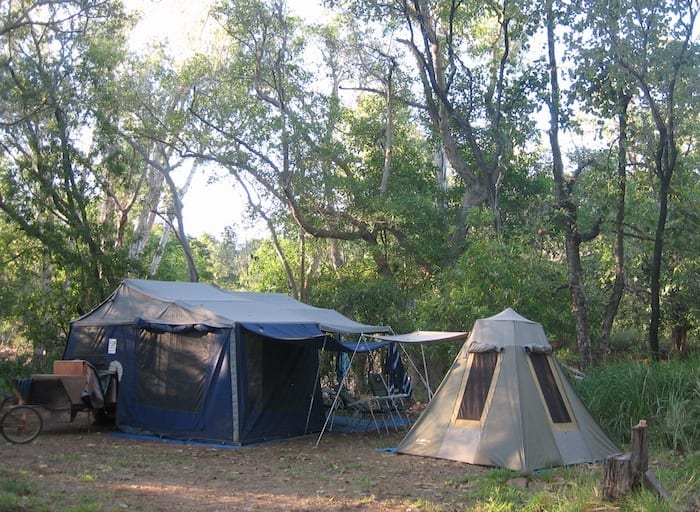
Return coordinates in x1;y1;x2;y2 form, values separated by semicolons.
1;412;485;511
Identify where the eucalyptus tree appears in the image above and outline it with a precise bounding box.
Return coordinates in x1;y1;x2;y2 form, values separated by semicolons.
573;0;699;360
315;17;451;274
567;10;637;361
0;0;136;308
542;0;603;367
101;49;202;282
179;0;325;298
180;0;443;298
327;0;542;250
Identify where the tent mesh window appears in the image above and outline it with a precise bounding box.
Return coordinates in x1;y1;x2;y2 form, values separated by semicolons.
457;351;498;421
528;353;572;424
137;331;210;412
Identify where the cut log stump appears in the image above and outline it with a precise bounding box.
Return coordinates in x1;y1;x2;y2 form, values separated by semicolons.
602;420;678;510
603;453;632;500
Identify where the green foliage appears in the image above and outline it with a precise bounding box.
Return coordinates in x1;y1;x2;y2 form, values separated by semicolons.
312;259;417;331
404;231;575;392
242;238;295;294
573;356;700;451
416;232;572;342
340;95;448;242
0;354;30;393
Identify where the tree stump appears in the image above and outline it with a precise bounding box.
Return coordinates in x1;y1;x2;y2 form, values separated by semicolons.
603;453;633;499
603;420;649;500
630;419;649;486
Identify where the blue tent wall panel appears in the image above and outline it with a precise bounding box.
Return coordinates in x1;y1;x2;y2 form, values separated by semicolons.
237;327;324;444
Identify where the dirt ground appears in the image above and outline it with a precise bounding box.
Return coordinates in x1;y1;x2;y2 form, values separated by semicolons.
0;410;491;512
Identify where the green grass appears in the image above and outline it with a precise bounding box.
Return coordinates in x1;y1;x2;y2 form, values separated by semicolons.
0;474;48;512
461;458;691;512
573;355;700;452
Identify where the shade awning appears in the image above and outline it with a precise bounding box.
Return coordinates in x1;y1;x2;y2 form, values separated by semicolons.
369;330;468;345
239;323;394;353
240;322;327;341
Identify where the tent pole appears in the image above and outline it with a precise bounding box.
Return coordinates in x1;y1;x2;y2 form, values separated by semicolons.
399;343;433;400
421;345;432;400
315;341;360;447
305;337;327;435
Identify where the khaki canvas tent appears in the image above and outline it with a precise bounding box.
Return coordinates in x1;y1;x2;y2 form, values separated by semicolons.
396;308;619;470
63;279;393;445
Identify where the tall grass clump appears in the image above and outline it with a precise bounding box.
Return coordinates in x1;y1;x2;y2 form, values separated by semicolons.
573;355;700;452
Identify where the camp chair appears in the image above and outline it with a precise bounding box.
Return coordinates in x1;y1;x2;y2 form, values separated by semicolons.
368;373;412;431
334;388;390;435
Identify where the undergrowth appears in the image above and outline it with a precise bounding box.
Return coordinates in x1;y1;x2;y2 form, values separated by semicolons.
573;355;700;452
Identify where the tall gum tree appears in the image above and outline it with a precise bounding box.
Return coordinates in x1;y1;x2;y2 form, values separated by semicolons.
328;0;541;252
181;0;441;290
568;0;636;362
105;53;202;282
576;0;699;360
543;0;600;367
317;16;444;275
0;0;134;305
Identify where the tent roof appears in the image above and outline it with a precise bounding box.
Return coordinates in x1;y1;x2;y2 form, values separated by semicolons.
468;307;552;351
483;307;535;323
71;279;392;335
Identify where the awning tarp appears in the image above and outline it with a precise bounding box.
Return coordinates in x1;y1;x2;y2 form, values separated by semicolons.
370;330;468;345
240;323;393;352
240;322;327;341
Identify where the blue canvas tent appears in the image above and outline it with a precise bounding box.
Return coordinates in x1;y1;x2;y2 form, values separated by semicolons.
62;279;392;445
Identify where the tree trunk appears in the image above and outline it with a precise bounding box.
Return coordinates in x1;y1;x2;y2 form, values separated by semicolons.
671;325;688;354
399;3;501;250
162;164;198;282
603;420;649;500
129;166;165;260
380;62;395;198
599;94;631;361
545;0;593;367
565;234;593;366
149;223;172;276
648;176;670;360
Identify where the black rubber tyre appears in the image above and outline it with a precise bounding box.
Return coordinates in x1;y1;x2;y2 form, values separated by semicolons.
0;405;43;444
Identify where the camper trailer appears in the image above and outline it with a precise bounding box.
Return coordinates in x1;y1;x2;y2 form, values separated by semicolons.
63;279;391;445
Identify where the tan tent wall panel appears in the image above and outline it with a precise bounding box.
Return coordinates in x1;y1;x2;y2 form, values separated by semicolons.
516;348;566;470
398;343;470;458
554;358;620;462
436;428;480;463
482;348;527;469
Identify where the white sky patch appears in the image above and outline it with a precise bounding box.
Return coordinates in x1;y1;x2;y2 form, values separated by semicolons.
125;0;218;58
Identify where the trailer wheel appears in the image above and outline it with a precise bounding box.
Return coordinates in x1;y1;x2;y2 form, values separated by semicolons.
0;405;43;444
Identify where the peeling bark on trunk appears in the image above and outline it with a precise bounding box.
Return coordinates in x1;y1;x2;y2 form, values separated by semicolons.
130;167;165;260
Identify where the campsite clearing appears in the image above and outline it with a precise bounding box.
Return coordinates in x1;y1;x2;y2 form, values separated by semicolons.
1;413;693;512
